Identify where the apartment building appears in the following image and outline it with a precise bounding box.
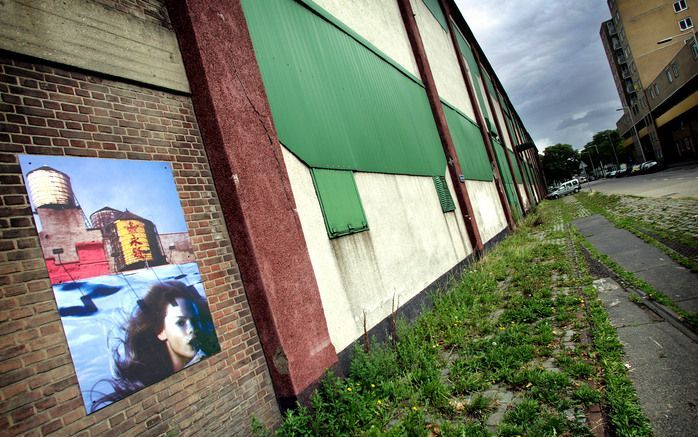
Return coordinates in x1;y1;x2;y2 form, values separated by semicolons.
601;0;698;164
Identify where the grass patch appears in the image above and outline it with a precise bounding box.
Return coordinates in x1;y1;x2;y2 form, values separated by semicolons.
259;200;645;436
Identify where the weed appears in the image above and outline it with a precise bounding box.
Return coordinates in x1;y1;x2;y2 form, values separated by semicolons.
272;199;647;436
574;383;601;406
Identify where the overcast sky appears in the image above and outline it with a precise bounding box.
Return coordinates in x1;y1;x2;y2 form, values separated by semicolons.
454;0;622;151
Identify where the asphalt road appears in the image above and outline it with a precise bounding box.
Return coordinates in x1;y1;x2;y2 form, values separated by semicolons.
583;164;698;199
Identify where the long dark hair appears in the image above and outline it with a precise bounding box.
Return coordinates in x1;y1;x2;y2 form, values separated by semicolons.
90;281;219;411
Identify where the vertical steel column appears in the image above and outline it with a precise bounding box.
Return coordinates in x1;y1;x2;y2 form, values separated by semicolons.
397;0;484;253
438;0;515;231
510;121;536;206
488;91;527;215
167;0;337;409
531;147;548;196
470;52;525;217
502;112;534;211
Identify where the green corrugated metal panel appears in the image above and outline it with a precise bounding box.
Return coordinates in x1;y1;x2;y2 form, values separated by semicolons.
242;0;445;176
454;29;490;122
503;113;515;143
311;168;368;238
484;73;497;100
485;117;497;135
492;139;522;218
433;176;456;213
422;0;448;31
442;103;493;181
507;149;523;184
523;161;533;187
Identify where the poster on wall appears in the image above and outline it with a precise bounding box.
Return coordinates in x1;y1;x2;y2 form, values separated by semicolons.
19;155;221;414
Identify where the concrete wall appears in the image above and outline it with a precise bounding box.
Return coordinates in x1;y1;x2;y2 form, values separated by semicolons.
314;0;420;78
282;147;471;352
0;0;188;93
411;0;475;119
464;180;507;244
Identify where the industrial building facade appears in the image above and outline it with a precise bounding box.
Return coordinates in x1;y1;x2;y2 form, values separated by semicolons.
0;0;544;435
601;0;698;164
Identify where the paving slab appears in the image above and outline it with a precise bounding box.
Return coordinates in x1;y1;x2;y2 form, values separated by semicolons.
594;278;663;327
592;279;698;437
574;214;698;313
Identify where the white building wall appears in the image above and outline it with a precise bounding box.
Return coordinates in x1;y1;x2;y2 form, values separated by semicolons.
464;180;507;244
411;0;475;120
519;183;530;209
282;147;472;352
313;0;420;78
491;101;511;150
473;75;492;122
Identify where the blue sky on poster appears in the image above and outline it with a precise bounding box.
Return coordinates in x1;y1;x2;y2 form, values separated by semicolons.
18;155;188;234
455;0;622;151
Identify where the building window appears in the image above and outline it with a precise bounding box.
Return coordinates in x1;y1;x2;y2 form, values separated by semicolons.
653;83;660;96
672;62;679;77
692;40;698;58
666;69;674;83
674;0;688;13
679;16;694;30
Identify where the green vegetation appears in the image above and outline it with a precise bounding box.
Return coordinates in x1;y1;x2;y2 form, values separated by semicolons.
541;143;579;183
251;200;655;436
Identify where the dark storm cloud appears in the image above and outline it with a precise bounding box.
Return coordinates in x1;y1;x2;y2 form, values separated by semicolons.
455;0;621;150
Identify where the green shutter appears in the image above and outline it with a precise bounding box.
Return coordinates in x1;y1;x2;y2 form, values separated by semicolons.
433;176;456;213
311;168;368;238
422;0;448;31
442;103;493;181
242;0;446;177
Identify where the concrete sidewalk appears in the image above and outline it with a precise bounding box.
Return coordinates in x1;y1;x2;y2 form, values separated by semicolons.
573;214;698;312
573;214;698;436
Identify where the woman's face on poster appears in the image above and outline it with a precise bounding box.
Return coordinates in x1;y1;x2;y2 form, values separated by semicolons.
157;298;199;363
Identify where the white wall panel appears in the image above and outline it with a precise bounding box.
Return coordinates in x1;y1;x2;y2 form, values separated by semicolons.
313;0;420;78
283;147;472;352
464;180;508;244
411;0;475;119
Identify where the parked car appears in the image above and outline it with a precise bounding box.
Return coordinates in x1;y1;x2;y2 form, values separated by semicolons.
640;160;663;174
630;164;643;175
546;178;580;199
579;176;588;183
615;165;631;177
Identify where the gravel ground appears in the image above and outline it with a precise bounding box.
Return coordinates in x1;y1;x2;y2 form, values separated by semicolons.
614;196;698;241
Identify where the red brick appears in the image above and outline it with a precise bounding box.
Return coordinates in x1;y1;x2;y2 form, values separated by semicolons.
40;419;62;435
20;126;59;137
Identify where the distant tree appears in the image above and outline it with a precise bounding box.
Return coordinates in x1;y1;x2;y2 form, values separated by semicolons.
542;144;579;184
579;130;626;176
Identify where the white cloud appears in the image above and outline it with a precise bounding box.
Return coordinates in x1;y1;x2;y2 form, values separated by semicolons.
454;0;621;149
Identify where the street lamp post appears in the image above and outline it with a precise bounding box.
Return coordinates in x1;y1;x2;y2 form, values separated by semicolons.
617;106;645;162
605;132;620;167
591;143;605;175
582;149;597;178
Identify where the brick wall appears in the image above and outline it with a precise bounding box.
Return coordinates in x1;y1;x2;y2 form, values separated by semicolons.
0;55;281;436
